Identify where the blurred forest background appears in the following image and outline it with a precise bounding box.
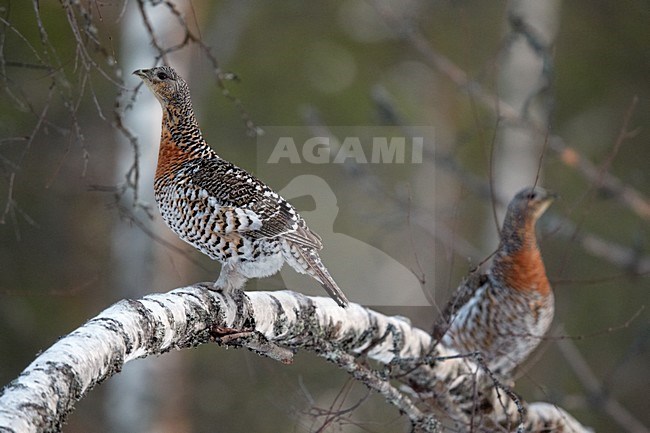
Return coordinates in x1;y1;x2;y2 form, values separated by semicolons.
1;1;648;432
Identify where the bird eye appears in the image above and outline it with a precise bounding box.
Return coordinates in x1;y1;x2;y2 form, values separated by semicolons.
156;72;169;80
527;192;537;200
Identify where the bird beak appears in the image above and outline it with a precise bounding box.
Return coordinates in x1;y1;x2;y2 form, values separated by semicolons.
133;69;149;80
546;190;559;201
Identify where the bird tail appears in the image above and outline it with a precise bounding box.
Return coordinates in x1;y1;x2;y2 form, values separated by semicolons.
288;244;349;308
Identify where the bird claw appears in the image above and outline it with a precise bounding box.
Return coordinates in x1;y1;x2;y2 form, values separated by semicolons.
195;282;245;299
210;325;294;364
193;281;218;291
211;326;255;342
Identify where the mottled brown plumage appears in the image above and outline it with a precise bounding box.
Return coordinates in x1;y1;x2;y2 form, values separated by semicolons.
134;66;349;307
434;186;556;375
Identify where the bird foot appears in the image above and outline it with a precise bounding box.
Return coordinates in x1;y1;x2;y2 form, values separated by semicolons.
211;325;254;341
210;325;294;365
209;282;226;293
194;281;218;291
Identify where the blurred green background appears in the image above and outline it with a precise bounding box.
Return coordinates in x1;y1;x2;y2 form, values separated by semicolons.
0;1;648;432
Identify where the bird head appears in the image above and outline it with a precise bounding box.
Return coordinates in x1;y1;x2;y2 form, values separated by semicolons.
509;186;557;223
133;66;190;108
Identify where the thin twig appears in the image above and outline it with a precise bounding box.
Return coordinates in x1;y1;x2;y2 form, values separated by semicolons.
556;325;649;433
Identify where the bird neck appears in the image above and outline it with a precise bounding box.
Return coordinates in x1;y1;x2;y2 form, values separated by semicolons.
499;211;539;252
491;213;552;296
161;105;210;154
155;105;214;182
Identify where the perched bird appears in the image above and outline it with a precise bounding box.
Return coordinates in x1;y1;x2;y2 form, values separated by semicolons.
433;186;556;375
133;65;349;307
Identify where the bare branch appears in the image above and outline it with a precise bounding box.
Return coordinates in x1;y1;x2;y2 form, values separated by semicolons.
372;3;650;221
556;326;649;433
135;0;261;136
368;87;650;275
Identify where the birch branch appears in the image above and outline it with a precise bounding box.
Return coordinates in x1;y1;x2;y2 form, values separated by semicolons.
0;285;591;432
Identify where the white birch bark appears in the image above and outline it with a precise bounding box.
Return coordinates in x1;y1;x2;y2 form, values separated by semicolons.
109;2;194;431
108;2;160;430
489;0;561;240
0;287;591;433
